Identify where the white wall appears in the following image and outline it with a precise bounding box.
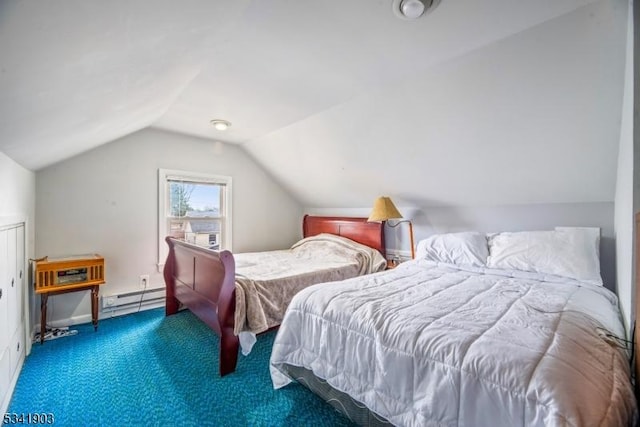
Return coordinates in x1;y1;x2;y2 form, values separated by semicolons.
246;0;627;209
0;151;36;336
308;202;616;290
614;0;634;337
0;151;35;221
36;128;302;325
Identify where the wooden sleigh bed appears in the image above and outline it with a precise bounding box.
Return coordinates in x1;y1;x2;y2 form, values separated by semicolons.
163;215;385;376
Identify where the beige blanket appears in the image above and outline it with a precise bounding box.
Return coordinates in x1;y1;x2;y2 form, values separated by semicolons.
233;234;386;335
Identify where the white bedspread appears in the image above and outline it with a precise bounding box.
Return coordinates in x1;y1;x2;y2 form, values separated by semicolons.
270;260;637;427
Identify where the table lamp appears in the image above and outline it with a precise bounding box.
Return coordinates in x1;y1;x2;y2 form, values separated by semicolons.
367;196;415;259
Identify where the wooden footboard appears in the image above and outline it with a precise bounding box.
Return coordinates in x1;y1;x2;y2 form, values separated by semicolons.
163;237;239;376
163;215;385;376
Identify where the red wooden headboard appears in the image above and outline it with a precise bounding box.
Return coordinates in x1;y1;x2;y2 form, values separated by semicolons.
302;215;385;257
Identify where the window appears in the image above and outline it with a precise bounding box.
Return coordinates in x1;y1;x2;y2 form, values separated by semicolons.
158;169;232;268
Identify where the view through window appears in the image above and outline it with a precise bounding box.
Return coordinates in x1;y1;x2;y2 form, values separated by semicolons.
168;180;223;249
158;170;232;268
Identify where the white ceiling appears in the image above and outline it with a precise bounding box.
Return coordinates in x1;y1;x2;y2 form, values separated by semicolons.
0;0;628;207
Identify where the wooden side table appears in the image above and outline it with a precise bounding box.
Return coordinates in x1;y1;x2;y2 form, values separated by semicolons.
35;254;105;344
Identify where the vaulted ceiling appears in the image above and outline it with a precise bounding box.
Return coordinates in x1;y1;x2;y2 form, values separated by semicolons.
0;0;628;207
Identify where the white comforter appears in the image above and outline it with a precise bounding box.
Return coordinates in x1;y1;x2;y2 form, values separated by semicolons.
270;260;637;427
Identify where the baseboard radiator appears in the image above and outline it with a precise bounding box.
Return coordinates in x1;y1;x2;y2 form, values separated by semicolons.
101;287;165;311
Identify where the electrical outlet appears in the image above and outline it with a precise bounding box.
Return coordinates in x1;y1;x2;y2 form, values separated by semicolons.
139;274;149;289
103;296;116;308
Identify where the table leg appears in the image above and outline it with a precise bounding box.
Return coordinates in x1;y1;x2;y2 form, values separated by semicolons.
91;285;99;331
40;293;48;344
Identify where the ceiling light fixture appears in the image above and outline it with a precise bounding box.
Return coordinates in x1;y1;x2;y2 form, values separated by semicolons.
210;119;231;131
392;0;440;20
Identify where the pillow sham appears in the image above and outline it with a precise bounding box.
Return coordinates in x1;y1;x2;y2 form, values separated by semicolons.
487;228;602;285
415;232;488;267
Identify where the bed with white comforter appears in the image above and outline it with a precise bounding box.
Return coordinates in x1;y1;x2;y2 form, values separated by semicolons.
270;229;637;427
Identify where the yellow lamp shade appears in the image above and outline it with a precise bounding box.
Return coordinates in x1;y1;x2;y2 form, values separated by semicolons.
368;196;403;222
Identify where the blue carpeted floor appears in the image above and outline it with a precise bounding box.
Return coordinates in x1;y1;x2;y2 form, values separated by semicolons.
9;308;354;426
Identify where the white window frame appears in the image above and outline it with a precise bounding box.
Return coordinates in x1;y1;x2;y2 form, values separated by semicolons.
157;169;232;271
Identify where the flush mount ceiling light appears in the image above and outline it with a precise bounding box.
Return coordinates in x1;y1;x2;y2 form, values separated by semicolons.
392;0;440;20
210;119;231;131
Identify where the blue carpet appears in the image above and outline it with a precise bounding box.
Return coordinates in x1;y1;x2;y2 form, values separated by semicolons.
9;308;354;427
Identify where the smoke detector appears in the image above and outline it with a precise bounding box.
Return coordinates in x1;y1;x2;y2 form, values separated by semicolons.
392;0;440;20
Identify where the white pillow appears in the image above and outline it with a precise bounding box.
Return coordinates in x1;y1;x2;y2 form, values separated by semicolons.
487;228;602;285
416;232;489;267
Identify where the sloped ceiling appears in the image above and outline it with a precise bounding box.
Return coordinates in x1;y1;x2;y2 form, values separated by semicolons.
0;0;627;207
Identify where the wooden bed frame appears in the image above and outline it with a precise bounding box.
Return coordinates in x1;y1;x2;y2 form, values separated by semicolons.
163;215;385;376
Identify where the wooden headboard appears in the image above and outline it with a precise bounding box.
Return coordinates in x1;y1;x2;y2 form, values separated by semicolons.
302;215;385;257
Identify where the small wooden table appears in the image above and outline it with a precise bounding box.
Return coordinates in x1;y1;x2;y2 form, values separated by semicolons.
35;254;105;344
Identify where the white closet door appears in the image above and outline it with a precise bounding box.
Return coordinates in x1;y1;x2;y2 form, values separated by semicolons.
6;227;17;333
0;230;8;351
0;224;25;413
0;348;9;408
14;226;26;372
15;226;24;326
